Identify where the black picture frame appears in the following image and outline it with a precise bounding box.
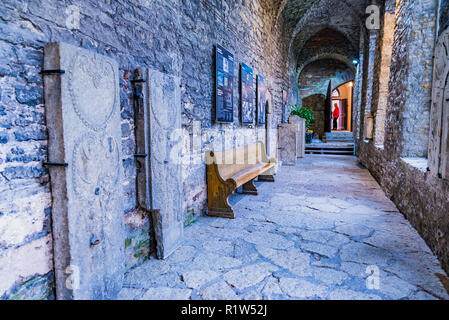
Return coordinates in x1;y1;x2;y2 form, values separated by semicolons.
215;44;234;123
256;74;266;125
240;63;254;124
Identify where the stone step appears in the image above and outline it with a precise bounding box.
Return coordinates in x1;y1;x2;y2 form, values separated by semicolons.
325;131;354;138
305;150;355;155
305;142;355;155
325;132;354;142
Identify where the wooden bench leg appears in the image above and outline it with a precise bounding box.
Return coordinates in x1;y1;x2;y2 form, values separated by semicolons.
242;178;258;195
207;167;236;219
207;185;235;219
258;175;275;182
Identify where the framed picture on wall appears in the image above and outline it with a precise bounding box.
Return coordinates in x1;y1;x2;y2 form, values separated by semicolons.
215;44;234;123
257;74;266;125
240;63;254;124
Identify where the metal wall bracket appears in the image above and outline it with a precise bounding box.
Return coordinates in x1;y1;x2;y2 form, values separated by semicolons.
40;69;66;75
43;162;68;167
130;79;146;84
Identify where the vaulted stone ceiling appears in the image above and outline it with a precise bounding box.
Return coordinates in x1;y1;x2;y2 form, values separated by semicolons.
296;28;357;75
268;0;372;73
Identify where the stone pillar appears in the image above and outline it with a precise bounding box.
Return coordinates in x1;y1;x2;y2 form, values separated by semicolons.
43;42;124;300
288;115;305;158
277;124;297;166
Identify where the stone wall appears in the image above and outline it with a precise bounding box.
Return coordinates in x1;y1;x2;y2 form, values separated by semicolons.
0;0;288;299
298;59;354;103
358;0;449;274
372;2;395;147
398;0;437;157
302;94;325;139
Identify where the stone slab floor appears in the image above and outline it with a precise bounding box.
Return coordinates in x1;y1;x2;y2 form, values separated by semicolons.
118;155;449;300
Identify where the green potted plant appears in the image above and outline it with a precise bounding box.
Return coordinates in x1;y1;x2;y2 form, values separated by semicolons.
290;105;315;144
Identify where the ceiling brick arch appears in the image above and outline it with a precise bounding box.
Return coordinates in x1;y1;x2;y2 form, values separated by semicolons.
297;53;356;79
295;27;358;77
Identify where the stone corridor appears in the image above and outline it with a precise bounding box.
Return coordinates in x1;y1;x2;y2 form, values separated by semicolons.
118;156;449;300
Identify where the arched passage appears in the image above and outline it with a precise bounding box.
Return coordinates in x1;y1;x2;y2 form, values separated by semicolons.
298;59;354;140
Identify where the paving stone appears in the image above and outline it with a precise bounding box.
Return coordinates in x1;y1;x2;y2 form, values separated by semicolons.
201;281;239;300
409;291;439;300
313;268;350;285
166;245;197;264
279;278;327;299
305;198;342;213
141;287;192;300
124;259;170;285
328;288;382;300
328;198;353;209
299;230;350;247
340;242;394;267
384;256;449;299
257;246;312;277
116;155;449;301
299;215;336;230
334;224;373;238
364;230;429;253
191;252;243;271
245;231;294;249
202;240;235;256
182;270;220;289
377;273;418;299
242;290;263;300
261;277;283;299
340;261;370;278
223;263;278;290
116;288;144;300
301;242;339;258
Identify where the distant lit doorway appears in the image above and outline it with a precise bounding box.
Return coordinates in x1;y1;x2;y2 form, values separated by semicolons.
331;81;353;132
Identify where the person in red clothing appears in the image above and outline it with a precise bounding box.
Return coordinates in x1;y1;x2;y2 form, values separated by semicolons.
332;103;340;130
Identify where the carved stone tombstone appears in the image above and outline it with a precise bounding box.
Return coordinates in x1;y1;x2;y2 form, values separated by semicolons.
43;43;124;300
429;29;449;180
135;68;184;259
288;115;305;158
278;124;297;166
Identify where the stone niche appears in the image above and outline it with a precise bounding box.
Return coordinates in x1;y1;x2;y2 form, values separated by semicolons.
134;68;184;260
43;43;124;300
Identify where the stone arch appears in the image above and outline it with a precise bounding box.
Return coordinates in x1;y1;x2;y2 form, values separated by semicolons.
298;59;355;99
282;0;368;106
296;53;355;84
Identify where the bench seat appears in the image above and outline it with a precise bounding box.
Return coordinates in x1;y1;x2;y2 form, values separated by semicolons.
228;162;276;187
206;141;277;219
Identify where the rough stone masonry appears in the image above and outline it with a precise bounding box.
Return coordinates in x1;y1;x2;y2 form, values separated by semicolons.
0;0;287;299
1;0;449;300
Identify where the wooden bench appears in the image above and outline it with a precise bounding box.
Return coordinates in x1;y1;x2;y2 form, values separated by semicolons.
206;141;277;219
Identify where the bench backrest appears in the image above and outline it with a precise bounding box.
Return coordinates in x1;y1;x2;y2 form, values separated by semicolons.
206;141;268;180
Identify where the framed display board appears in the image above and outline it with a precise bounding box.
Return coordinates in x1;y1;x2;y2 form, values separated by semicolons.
256;74;266;125
240;63;254;124
215;44;234;123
